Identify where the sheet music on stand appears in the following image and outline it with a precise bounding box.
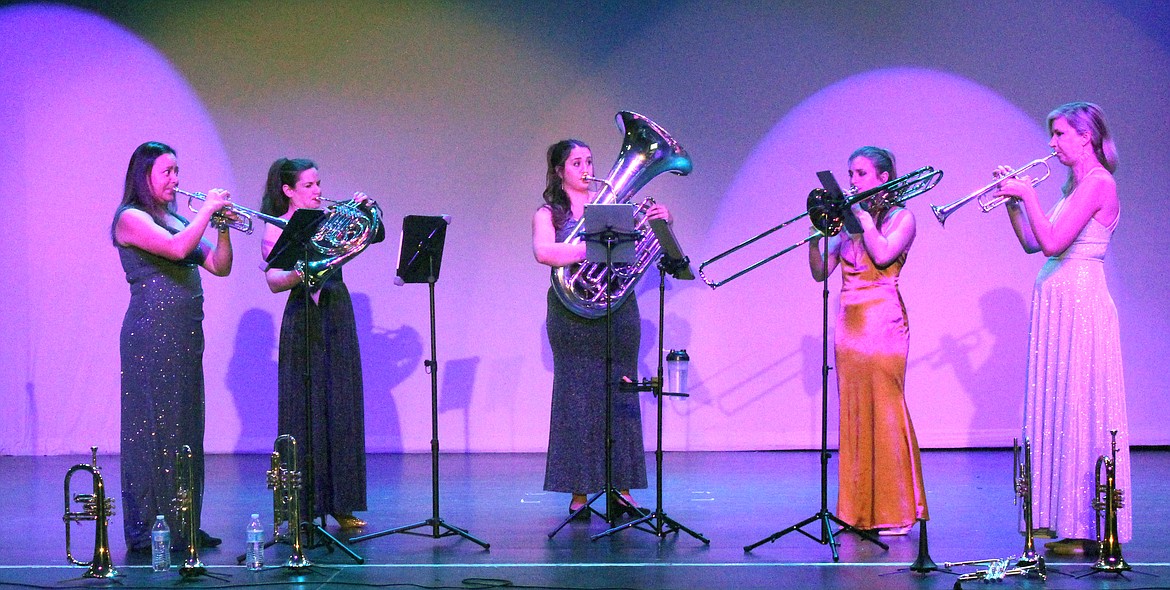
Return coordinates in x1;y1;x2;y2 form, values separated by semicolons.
263;209;326;270
583;203;639;264
394;215;450;285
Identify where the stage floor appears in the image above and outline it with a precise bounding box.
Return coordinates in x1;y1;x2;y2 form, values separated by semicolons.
1;449;1165;589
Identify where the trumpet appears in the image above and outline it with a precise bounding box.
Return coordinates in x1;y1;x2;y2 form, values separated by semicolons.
1092;429;1130;573
173;445;206;578
63;446;117;579
1014;437;1038;567
269;434;311;569
698;166;943;289
176;188;288;234
930;152;1057;226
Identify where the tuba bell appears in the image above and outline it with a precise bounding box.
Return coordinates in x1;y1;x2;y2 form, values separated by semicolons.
552;111;692;318
1092;429;1130;573
63;446;117;579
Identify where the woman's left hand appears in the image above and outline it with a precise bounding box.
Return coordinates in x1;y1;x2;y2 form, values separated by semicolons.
645;202;673;224
994;175;1036;205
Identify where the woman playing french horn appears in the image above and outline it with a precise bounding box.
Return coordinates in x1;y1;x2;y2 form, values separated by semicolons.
994;102;1131;556
260;157;381;531
808;146;929;536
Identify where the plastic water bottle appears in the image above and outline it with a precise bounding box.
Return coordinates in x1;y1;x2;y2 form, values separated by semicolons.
666;349;690;395
245;513;264;571
150;515;170;572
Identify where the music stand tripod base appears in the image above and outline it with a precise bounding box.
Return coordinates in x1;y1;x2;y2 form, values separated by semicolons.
349;215;489;551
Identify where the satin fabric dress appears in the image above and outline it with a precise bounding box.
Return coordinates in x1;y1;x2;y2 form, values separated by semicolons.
833;220;929;530
1023;180;1131;542
543;208;647;493
117;211;207;551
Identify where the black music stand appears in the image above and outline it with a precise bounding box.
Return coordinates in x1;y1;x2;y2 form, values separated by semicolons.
548;203;642;538
593;217;709;543
348;215;490;550
265;209;364;564
744;171;887;560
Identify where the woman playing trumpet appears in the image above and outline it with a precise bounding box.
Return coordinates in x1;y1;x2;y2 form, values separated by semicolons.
111;141;232;552
994;102;1131;555
808;146;929;536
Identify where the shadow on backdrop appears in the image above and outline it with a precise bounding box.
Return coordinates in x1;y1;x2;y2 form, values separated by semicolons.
353;292;420;454
226;308;278;452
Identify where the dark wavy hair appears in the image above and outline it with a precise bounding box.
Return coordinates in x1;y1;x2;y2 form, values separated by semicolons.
1047;102;1118;196
541;139;589;229
110;141;177;245
260;157;318;217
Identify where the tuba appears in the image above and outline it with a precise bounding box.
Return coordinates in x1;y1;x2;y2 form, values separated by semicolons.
1092;429;1130;573
552;111;692;318
63;446;117;579
173;445;206;578
269;434;311;569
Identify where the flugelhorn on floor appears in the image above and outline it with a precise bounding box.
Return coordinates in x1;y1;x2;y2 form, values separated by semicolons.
63;446;117;579
1093;429;1130;573
930;152;1057;226
269;434;311;569
174;445;206;577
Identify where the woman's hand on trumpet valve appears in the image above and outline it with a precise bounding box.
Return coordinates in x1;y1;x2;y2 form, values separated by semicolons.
991;166;1036;208
645;202;672;224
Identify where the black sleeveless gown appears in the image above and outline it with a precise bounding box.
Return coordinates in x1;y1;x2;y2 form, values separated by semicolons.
118;214;207;551
543;211;647;493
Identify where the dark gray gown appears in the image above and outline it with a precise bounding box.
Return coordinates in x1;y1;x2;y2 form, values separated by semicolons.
118;211;207;551
277;269;367;517
544;209;647;493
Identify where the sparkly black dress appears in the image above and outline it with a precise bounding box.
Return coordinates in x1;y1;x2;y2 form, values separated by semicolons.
118;212;207;551
277;269;367;517
543;209;647;493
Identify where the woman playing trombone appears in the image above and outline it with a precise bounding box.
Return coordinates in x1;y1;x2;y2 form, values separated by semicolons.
808;146;928;536
994;102;1130;555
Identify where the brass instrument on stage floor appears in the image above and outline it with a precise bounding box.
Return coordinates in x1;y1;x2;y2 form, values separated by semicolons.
552;111;692;319
946;555;1046;585
1092;429;1130;573
930;152;1057;226
1013;437;1039;566
63;446;117;579
698;166;943;289
269;434;311;569
177;188;286;234
174;445;206;577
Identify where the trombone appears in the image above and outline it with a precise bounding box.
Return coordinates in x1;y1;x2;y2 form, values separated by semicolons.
698;166;943;289
176;188;287;234
930;152;1057;226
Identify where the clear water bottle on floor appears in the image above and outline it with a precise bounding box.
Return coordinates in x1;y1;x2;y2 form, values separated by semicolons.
245;513;264;571
151;515;170;572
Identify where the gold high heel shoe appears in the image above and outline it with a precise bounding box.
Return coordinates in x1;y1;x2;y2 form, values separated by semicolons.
332;513;367;529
